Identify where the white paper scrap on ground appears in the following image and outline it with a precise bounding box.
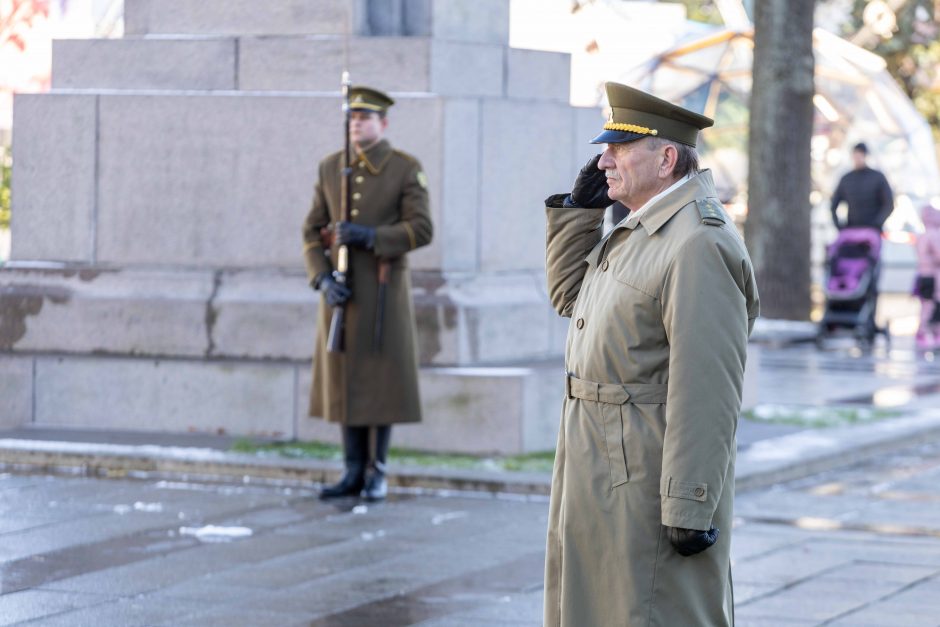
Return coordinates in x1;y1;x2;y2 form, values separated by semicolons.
179;525;253;542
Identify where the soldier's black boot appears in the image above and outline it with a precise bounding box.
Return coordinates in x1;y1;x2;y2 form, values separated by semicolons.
319;426;368;499
361;426;391;502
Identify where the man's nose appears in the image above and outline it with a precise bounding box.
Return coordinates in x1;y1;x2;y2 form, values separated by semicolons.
597;149;614;170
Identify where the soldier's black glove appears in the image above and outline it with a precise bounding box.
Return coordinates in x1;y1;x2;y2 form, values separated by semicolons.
565;154;610;208
335;221;376;249
667;525;719;557
314;272;351;307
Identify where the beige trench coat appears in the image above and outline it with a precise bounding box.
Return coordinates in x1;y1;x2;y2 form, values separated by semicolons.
302;139;432;426
543;170;759;626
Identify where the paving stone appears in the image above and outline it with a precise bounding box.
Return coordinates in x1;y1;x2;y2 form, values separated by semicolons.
737;569;912;622
26;596;211;627
0;589;110;624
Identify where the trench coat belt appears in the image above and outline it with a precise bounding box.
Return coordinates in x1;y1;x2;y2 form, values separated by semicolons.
565;374;668;405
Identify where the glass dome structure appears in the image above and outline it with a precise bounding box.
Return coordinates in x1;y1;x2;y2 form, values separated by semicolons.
620;26;940;240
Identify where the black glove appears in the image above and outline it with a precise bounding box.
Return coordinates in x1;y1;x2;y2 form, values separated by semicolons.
315;272;351;307
335;221;376;249
667;525;719;557
566;154;610;208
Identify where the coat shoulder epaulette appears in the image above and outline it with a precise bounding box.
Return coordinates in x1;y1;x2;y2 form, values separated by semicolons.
696;197;726;227
392;149;420;167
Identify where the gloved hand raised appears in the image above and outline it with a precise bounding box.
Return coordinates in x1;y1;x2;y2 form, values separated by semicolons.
335;221;376;249
314;272;352;307
566;154;610;208
666;525;719;557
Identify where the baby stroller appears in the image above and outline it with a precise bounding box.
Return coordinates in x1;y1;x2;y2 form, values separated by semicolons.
816;227;890;348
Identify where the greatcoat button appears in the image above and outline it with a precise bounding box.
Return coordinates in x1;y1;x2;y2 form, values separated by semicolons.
352;192;361;200
351;208;360;217
355;176;364;183
694;487;705;497
601;259;610;271
576;318;584;329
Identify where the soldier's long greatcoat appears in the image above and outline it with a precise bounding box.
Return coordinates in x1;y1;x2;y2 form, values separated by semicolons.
543;170;759;626
302;139;432;426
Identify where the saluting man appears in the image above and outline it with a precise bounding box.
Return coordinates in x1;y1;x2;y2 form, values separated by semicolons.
543;82;759;625
302;86;432;502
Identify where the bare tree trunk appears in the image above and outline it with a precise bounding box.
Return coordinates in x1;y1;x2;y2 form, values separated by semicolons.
745;0;816;320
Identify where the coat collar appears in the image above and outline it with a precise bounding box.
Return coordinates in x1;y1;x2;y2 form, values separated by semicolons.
355;139;394;175
625;169;718;236
585;170;718;268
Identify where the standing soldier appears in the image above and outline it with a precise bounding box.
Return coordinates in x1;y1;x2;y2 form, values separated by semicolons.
543;82;759;625
302;86;432;502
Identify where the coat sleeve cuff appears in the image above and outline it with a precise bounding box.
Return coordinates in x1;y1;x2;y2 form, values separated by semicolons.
660;476;714;531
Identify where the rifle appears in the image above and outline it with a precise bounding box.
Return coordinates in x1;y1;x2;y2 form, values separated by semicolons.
326;71;353;353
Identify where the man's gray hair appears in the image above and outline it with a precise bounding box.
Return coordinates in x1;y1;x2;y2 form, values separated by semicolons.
647;137;700;179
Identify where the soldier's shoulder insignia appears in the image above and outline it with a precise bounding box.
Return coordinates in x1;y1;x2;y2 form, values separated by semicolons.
416;170;429;189
696;197;725;226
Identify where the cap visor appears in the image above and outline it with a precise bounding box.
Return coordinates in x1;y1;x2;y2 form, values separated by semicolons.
589;129;647;144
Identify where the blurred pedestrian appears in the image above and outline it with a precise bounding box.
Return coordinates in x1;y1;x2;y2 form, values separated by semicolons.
914;204;940;351
302;86;433;501
543;82;759;626
829;142;894;231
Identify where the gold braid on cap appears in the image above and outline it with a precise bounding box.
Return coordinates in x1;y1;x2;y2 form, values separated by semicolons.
603;122;659;136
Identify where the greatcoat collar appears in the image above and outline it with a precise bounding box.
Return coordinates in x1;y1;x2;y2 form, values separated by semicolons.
585;169;719;268
355;138;394;175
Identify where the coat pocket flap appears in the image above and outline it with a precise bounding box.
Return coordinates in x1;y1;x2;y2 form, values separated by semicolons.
661;477;707;502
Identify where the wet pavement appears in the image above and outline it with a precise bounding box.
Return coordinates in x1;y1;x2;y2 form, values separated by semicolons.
2;436;940;626
4;294;940;625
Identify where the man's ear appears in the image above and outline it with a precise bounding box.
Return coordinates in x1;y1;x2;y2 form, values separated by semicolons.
660;144;678;177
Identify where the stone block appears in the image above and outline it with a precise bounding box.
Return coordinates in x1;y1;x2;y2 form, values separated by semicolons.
0;266;212;357
94;93;444;270
429;40;504;98
238;37;431;93
0;356;33;428
34;356;295;437
52;39;237;91
10;94;97;262
211;270;319;360
426;0;510;45
297;364;556;455
124;0;352;36
479;100;574;272
413;271;562;366
238;37;504;98
438;99;480;272
574;105;605;162
507;48;571;103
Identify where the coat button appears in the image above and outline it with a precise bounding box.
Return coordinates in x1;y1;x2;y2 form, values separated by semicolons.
576;318;584;329
351;208;360;217
352;192;361;200
601;259;609;271
355;176;364;184
694;487;705;497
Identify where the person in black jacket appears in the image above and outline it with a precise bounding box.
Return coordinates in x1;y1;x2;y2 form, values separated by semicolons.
830;142;894;231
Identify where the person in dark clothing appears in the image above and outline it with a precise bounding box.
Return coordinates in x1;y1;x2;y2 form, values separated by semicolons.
829;142;894;231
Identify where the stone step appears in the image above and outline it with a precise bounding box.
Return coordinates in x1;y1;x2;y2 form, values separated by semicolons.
0;265;568;366
0;351;563;454
123;0;510;44
51;36;570;103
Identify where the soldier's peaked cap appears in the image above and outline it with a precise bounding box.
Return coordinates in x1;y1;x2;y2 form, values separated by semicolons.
348;86;395;113
591;82;713;147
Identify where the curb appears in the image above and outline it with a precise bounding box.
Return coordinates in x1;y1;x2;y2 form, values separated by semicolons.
3;412;940;496
0;439;552;496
